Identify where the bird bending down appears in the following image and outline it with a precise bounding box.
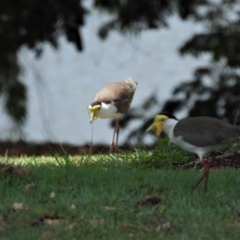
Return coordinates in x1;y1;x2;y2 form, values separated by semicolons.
146;113;240;191
89;77;138;152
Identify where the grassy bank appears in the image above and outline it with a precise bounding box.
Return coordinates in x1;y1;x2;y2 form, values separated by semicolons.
0;142;240;239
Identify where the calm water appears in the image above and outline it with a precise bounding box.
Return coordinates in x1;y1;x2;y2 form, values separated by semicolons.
0;12;208;145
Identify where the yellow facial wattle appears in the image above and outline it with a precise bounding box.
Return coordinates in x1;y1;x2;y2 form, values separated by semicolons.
155;123;162;136
89;105;101;122
146;115;169;136
146;122;162;136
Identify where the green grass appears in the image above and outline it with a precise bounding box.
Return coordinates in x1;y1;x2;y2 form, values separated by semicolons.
1;140;240;239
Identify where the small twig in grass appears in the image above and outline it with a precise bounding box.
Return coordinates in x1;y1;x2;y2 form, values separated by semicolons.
122;223;151;232
135;195;164;206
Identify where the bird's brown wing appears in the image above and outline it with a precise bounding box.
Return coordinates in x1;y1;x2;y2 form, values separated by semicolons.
174;117;240;147
94;81;137;114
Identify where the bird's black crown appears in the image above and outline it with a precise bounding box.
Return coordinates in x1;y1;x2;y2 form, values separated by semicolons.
158;112;178;120
90;101;102;106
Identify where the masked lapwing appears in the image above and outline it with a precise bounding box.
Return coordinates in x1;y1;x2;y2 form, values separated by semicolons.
89;77;138;152
146;113;240;191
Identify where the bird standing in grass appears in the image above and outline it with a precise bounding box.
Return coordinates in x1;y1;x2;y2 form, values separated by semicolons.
146;113;240;191
89;77;138;152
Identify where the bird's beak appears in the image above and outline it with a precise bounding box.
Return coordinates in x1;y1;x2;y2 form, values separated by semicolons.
88;105;100;123
146;122;162;136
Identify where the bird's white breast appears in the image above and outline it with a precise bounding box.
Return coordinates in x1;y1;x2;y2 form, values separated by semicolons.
98;102;122;119
163;118;178;138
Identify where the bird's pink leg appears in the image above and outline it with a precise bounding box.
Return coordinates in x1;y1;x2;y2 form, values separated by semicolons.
192;159;210;192
109;128;116;153
115;118;120;149
109;119;119;153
